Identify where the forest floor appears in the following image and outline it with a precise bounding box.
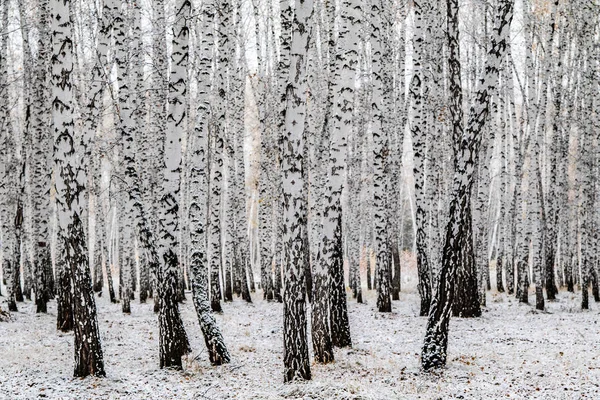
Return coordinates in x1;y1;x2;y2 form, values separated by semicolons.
1;268;600;399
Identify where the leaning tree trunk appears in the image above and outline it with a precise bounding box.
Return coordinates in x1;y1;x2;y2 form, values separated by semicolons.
51;0;105;377
421;0;514;371
188;0;231;366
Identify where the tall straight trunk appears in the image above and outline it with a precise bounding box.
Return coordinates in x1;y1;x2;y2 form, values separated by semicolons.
324;0;359;349
422;0;514;370
532;161;545;311
496;85;509;293
137;0;155;303
391;4;407;302
555;20;571;293
231;7;252;302
93;183;105;296
423;0;447;289
347;78;363;304
0;0;7;300
259;165;274;300
1;133;18;312
311;0;337;364
32;0;52;314
507;43;527;299
267;0;291;306
229;21;247;298
129;1;149;304
209;0;232;313
17;0;36;305
14;168;25;306
252;0;273;301
157;0;192;369
281;0;313;382
371;0;391;313
114;0;134;314
224;123;236;302
541;0;560;301
10;153;27;311
104;185;117;303
150;0;169;314
51;0;105;377
579;91;595;309
409;0;432;317
308;0;334;356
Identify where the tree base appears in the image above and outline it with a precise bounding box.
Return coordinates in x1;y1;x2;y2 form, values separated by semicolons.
211;299;222;313
422;333;448;371
36;299;48;314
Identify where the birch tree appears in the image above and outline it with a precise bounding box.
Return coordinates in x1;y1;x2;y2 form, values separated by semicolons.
157;0;191;369
1;135;18;312
371;0;391;313
209;0;233;313
421;0;514;370
282;0;313;383
189;0;231;365
409;0;432;317
32;0;53;314
324;0;359;350
51;0;105;377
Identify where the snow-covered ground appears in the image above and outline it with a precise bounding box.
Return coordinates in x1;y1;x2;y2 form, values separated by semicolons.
1;272;600;399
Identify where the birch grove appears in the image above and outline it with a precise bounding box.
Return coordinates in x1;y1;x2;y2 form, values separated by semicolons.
0;0;599;393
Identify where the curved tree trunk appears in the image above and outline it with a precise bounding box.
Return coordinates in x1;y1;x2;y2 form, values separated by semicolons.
186;0;231;367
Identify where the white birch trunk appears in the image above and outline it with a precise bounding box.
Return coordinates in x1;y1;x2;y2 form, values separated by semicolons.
323;0;359;349
189;0;230;365
157;0;191;369
371;0;391;313
50;0;105;377
31;0;53;313
282;0;313;383
421;0;514;370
